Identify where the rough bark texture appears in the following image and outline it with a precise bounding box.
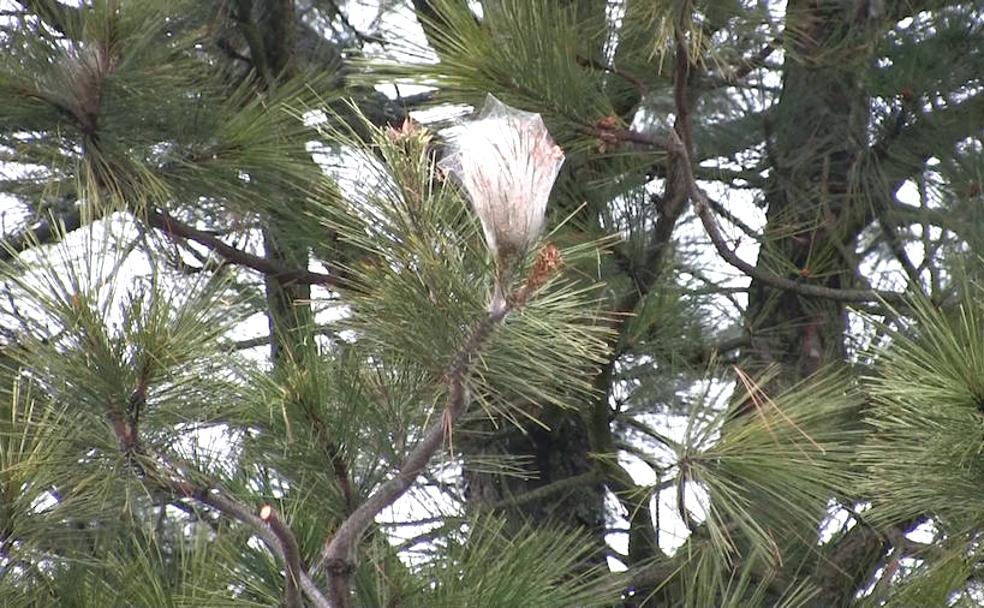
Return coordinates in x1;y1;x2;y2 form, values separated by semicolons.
741;3;887;605
744;0;875;384
263;220;315;363
461;408;609;564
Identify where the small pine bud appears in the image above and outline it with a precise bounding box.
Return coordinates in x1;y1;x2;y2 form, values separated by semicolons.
511;243;564;307
386;117;424;143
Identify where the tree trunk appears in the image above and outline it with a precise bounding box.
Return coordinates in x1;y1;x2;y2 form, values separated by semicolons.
461;407;609;565
745;0;876;385
741;2;885;603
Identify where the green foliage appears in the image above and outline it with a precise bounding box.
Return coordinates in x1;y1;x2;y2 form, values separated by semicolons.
371;0;616;144
2;0;984;606
652;544;820;608
0;0;330;215
0;93;623;606
633;367;865;607
309;108;614;423
862;289;984;527
858;543;976;608
696;371;863;561
417;515;619;608
2;525;280;607
0;232;266;603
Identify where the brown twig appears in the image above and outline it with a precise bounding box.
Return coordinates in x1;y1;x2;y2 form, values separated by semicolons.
709;37;782;88
170;481;331;608
145;209;344;288
703;194;760;242
317;303;509;606
101;376;332;607
578;123;672;152
687;168;906;304
579;24;704;574
260;504;304;608
314;244;565;605
869;527;905;603
299;402;358;515
662;35;909;307
672;6;695;157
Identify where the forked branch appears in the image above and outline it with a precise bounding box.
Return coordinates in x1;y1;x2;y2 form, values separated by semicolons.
146;209;344;288
317;302;509;606
316;244;562;607
100;373;330;608
684;159;907;305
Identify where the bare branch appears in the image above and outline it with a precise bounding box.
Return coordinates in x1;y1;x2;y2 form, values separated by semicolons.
690;179;907;304
145;209;344;288
703;192;760;242
662;76;909;307
171;481;332;608
0;206;84;262
581;123;672;152
260;504;304;608
317;302;510;606
313;242;567;602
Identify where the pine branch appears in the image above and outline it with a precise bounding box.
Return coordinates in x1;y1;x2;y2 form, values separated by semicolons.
323;0;386;46
672;9;695;159
410;0;476;62
702;37;781;89
231;0;274;87
690;181;907;304
0;206;84;262
145;209;344;288
488;470;606;512
389;520;460;553
98;371;332;607
317;301;512;607
231;325;338;350
813;517;924;606
703;193;760;243
848;91;984;240
14;0;81;37
260;505;304;608
661;44;911;307
580;20;705;576
888;0;956;22
581;124;671;151
869;528;905;604
302;401;358;515
594;16;705;575
169;479;332;608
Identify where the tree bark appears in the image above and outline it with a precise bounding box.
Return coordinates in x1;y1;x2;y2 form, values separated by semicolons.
744;0;876;385
461;407;609;565
740;2;886;603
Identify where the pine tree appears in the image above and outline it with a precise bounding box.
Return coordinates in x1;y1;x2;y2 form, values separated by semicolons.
1;1;984;607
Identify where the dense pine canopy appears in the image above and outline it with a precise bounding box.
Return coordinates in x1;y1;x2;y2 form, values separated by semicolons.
1;1;984;606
